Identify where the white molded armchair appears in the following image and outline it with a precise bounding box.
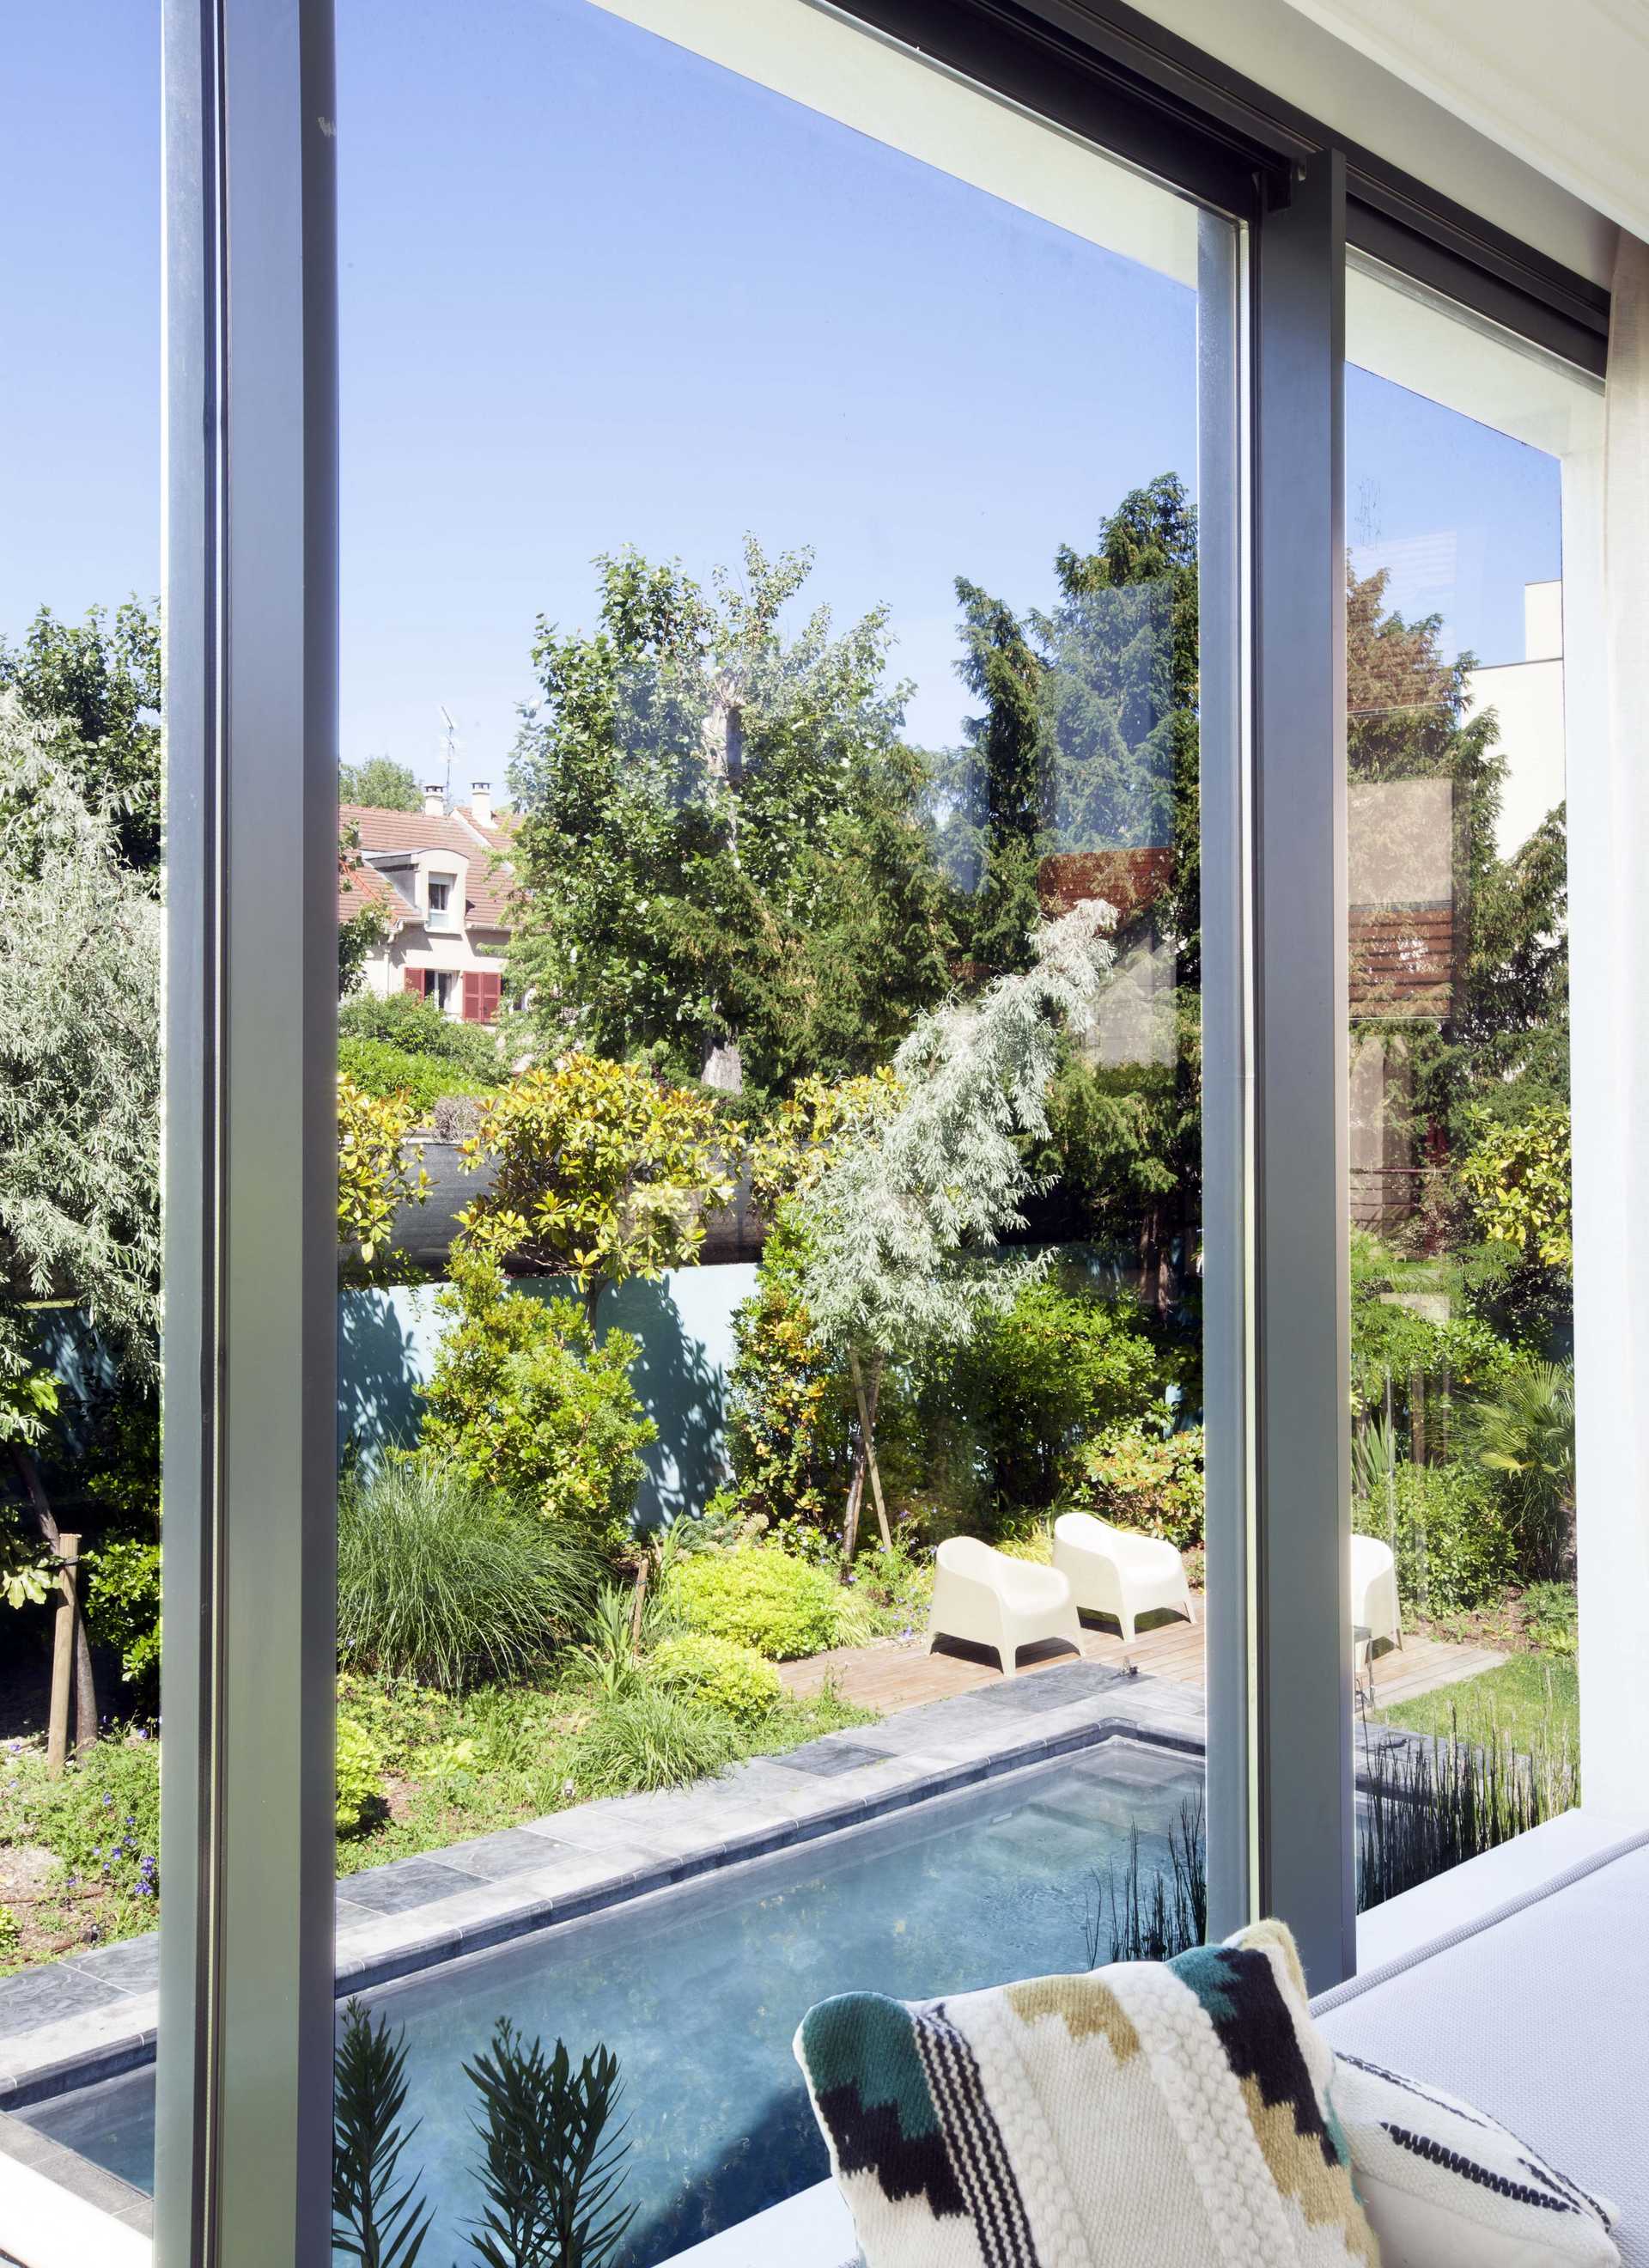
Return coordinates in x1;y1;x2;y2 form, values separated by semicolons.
1052;1510;1194;1642
1351;1533;1402;1652
927;1537;1081;1677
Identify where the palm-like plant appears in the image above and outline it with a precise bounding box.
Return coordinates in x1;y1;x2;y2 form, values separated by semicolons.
465;2021;634;2268
1463;1361;1575;1580
333;2000;433;2268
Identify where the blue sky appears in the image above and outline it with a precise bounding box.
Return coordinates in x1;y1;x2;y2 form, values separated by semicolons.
5;0;1561;791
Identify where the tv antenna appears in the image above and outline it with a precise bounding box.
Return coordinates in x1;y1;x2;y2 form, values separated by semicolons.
438;704;458;812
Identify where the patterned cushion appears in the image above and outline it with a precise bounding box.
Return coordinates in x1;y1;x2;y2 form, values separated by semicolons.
794;1918;1378;2267
1332;2052;1621;2266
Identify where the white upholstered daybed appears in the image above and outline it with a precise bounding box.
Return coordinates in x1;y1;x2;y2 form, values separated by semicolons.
672;1814;1649;2267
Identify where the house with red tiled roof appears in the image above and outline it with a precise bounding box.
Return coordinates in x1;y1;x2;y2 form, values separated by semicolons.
338;781;519;1023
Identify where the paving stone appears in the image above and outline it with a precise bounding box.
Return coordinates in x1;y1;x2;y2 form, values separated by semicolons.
973;1661;1129;1714
53;1933;160;1994
774;1740;895;1777
335;1855;479;1917
434;1827;577;1882
0;1962;125;2039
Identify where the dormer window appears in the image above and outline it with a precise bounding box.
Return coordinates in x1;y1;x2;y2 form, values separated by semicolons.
426;872;458;931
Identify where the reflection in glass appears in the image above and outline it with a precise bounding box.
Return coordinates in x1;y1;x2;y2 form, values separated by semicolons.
0;6;163;2248
1345;338;1578;1911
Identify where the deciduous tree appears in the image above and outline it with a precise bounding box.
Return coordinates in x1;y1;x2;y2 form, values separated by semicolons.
506;540;954;1094
790;905;1114;1555
454;1053;735;1328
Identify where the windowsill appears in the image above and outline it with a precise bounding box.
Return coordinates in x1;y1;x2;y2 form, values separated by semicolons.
1351;1804;1647;1973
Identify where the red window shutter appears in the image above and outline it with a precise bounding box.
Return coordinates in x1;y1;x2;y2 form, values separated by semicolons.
404;967;424;997
480;972;502;1025
462;970;482;1022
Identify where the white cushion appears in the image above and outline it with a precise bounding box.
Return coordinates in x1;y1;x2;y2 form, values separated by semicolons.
1332;2052;1620;2266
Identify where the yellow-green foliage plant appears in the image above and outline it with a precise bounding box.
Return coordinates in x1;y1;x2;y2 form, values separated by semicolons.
454;1051;735;1328
337;1075;429;1271
334;1713;387;1838
651;1632;781;1722
666;1543;846;1660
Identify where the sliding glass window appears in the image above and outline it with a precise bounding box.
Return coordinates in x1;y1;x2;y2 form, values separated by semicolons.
0;6;163;2248
1343;259;1602;1927
322;5;1239;2258
0;5;1616;2266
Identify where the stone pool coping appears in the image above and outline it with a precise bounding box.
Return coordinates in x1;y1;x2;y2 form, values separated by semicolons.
0;1656;1208;2119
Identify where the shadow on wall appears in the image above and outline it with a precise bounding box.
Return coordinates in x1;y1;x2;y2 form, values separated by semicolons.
337;1287;428;1463
335;1266;755;1527
605;1274;735;1532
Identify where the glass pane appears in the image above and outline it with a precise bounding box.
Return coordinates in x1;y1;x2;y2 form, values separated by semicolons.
0;1;163;2248
1345;263;1597;1923
8;3;1237;2256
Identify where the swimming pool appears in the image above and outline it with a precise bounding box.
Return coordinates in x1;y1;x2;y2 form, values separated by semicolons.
20;1735;1202;2265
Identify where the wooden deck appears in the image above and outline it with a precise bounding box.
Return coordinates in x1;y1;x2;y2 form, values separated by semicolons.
780;1607;1506;1718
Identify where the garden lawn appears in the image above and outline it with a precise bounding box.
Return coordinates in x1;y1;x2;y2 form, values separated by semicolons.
0;1673;873;1977
1372;1649;1578;1756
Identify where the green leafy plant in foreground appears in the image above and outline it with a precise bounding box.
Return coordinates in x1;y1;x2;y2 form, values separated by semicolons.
333;2000;433;2268
666;1543;846;1660
651;1632;781;1723
465;2021;635;2268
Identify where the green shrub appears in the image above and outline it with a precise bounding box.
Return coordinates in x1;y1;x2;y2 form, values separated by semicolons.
567;1686;745;1796
83;1539;162;1687
338;1035;496;1116
20;1735;160;1905
1068;1424;1205;1550
419;1253;655;1551
338;1457;598;1692
340;990;505;1074
666;1545;846;1659
1354;1460;1515;1614
652;1633;782;1722
952;1277;1171;1515
336;1714;387;1837
724;1221;850;1534
1521;1580;1578;1655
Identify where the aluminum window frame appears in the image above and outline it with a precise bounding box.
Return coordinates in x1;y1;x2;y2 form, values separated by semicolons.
156;1;1606;2258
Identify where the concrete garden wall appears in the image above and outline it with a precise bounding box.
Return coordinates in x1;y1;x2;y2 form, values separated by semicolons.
337;1263;758;1528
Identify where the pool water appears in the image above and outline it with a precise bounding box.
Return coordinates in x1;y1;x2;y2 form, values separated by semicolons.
23;1737;1202;2265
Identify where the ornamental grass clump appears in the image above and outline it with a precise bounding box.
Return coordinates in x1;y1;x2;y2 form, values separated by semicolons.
1357;1704;1579;1911
566;1686;745;1798
338;1458;598;1694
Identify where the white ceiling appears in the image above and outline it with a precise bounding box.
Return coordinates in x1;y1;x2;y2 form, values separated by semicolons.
1278;0;1646;252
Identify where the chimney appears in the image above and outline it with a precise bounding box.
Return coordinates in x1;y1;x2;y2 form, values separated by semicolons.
469;781;493;830
423;783;445;818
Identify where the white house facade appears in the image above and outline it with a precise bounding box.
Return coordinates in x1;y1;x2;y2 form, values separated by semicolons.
338;782;516;1021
